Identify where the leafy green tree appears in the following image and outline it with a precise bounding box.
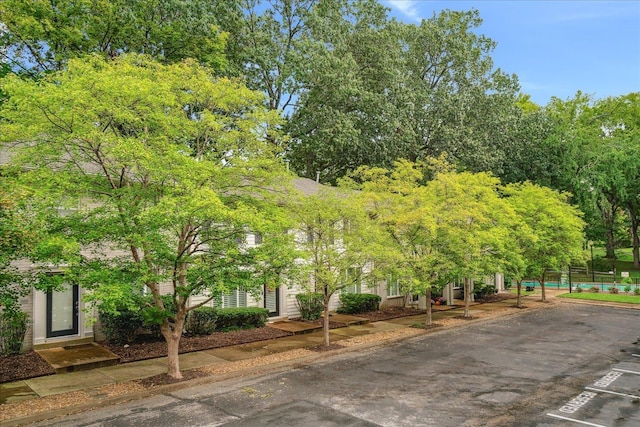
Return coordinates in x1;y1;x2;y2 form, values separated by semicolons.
587;93;640;267
0;54;293;378
287;8;520;183
504;183;585;302
0;175;35;314
0;0;231;73
289;187;393;346
425;170;518;317
353;160;442;326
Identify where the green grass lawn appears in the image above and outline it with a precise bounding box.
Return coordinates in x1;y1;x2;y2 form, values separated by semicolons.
557;292;640;304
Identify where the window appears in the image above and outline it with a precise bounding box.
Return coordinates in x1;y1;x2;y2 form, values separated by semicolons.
217;289;248;308
387;275;401;297
253;232;262;245
342;267;361;294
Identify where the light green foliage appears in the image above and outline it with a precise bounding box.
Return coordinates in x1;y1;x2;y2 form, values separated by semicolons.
504;182;585;301
424;169;520;316
354;158;520;320
353;160;440;325
0;0;230;73
290;186;394;345
0;54;294;377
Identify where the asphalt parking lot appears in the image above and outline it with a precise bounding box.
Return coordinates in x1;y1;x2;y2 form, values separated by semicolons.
33;303;640;427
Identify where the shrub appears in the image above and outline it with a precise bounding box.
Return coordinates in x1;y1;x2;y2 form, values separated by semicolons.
624;285;632;293
0;310;29;356
215;307;268;331
99;307;143;344
295;292;324;320
609;286;619;294
575;286;583;293
635;288;640;296
337;293;381;314
621;276;633;285
590;286;600;293
473;284;496;300
185;306;218;336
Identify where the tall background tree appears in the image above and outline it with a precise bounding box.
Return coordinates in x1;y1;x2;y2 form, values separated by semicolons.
0;0;233;74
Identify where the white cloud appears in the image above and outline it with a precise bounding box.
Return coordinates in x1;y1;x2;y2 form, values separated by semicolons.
386;1;423;22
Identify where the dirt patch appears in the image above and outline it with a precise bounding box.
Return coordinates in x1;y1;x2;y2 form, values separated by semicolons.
0;351;55;383
309;343;345;352
137;370;210;388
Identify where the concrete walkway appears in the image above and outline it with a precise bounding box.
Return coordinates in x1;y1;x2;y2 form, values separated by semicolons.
1;291;577;425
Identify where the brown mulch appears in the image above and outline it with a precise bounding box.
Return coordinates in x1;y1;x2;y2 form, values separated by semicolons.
137;370;209;388
476;293;517;303
0;351;56;383
309;343;344;352
102;326;293;363
355;306;425;321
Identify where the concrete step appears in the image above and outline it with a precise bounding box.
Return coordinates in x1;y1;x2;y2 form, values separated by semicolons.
35;342;120;374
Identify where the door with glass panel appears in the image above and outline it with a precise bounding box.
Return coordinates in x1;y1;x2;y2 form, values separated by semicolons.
46;284;79;338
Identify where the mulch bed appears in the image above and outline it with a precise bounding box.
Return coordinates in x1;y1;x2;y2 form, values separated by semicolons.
476;293;516;303
0;351;56;383
309;343;344;352
102;326;293;363
137;370;209;388
355;306;424;321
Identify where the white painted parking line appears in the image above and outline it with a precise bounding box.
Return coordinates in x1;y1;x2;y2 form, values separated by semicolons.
546;413;607;427
631;353;640;358
584;387;640;399
612;367;640;376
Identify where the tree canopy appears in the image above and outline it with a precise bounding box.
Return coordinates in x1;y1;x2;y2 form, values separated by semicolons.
0;54;293;378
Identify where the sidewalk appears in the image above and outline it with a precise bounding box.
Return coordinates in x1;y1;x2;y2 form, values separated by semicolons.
0;293;550;425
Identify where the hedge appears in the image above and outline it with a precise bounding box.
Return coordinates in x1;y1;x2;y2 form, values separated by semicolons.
99;307;143;344
185;306;218;335
295;292;324;320
215;307;268;331
337;293;380;314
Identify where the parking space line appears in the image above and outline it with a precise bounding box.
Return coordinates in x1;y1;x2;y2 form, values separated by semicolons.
612;367;640;375
546;413;607;426
584;387;640;399
632;354;640;358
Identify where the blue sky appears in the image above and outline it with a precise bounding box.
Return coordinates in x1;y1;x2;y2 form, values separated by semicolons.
384;1;640;106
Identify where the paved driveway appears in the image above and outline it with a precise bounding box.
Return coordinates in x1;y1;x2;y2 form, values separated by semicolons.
36;304;640;426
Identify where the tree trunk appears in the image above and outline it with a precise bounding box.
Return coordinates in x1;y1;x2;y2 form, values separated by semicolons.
629;208;640;269
540;270;547;303
425;287;432;327
161;312;186;379
516;280;522;308
323;302;331;347
597;197;617;260
463;278;471;318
